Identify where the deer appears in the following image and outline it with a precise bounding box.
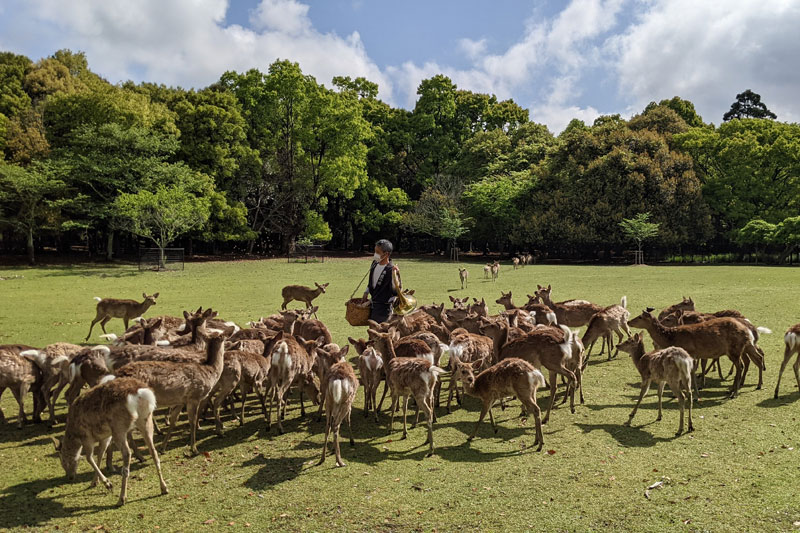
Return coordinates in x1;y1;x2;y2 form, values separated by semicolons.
627;310;762;399
86;293;159;341
369;329;445;457
266;330;319;434
469;297;490;317
312;344;350;421
458;267;469;289
281;282;329;314
483;263;491;279
0;345;45;428
453;358;546;450
496;291;555;327
490;261;499;282
349;338;384;421
52;376;168;506
317;359;359;467
616;333;694;436
114;326;235;455
446;331;493;413
534;285;604;328
281;309;333;345
512;257;520;270
774;323;800;399
580;296;631;362
449;296;469;309
657;297;695;321
494;324;578;424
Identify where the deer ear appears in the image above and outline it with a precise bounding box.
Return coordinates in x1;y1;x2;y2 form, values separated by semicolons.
339;345;350;357
152;317;163;328
153;292;159;298
143;292;147;299
547;284;551;290
537;285;542;290
183;310;190;320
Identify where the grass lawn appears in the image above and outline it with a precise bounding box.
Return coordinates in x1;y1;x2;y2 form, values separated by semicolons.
1;258;799;532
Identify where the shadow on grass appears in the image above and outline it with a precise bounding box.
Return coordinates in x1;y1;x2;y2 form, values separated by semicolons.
756;392;800;408
574;422;682;447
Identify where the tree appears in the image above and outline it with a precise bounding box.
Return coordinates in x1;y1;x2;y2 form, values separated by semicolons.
773;216;800;264
723;89;777;121
0;162;69;264
114;184;210;268
736;218;776;263
619;213;660;263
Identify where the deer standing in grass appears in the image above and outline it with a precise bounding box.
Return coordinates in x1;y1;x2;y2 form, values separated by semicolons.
0;345;44;428
458;267;469;289
491;261;500;282
318;359;359;467
281;282;329;314
53;377;168;506
483;264;491;279
616;333;694;436
453;358;546;450
774;323;800;399
86;293;159;341
512;257;520;270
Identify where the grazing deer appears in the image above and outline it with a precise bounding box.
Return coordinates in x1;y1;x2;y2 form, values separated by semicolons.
616;333;694;436
534;285;603;328
281;282;329;313
774;323;800;399
458;267;469;289
453;358;545;450
86;293;159;341
53;377;168;506
490;261;499;282
317;360;359;467
580;296;631;361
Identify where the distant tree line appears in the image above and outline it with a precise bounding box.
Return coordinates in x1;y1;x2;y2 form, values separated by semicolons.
0;49;798;264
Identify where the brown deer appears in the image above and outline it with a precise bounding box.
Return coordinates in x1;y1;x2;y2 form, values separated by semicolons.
534;285;603;328
512;257;520;270
281;282;329;312
483;263;491;279
453;358;545;450
86;293;159;340
458;267;469;289
616;333;694;436
53;377;168;506
774;323;800;399
446;331;493;412
266;330;318;434
114;327;234;454
0;344;45;428
657;297;695;321
628;310;762;398
349;338;384;421
317;360;359;467
449;296;469;309
370;329;444;457
490;261;500;282
580;296;630;361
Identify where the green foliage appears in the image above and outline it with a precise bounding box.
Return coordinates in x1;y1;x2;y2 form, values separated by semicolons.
0;52;32;118
645;96;704;127
737;219;777;245
723;89;777;121
301;210;332;242
114;183;211;250
619;212;660;253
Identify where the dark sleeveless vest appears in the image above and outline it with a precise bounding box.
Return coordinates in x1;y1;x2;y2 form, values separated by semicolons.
367;260;398;304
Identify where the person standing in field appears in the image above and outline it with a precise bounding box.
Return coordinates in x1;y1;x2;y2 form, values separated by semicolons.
362;239;401;324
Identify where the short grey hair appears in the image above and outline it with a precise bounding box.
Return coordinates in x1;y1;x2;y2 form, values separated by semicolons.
375;239;393;253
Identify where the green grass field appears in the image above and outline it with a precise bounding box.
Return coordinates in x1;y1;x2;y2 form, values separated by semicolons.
1;258;799;532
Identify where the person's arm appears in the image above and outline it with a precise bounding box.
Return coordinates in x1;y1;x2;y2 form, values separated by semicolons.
391;265;401;295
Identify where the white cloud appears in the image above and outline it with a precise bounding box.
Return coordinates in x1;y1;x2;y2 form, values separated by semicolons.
613;0;800;123
0;0;392;100
458;38;487;61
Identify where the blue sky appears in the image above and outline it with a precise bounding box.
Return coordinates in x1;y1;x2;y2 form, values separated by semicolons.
1;0;798;132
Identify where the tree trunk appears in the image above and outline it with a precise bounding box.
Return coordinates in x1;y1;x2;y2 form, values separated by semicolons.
27;228;35;265
106;230;114;262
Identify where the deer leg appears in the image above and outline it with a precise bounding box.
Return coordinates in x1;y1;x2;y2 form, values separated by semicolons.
684;377;694;433
388;394;398;435
239;384;249;425
625;380;651;426
672;383;685;436
520;394;544;451
115;431;132;506
86;437;113;491
401;396;409;439
422;394;435;457
333;422;346;467
11;384;27;429
372;385;380;423
656;382;665;421
792;353;800;396
299;385;306;418
0;387;5;422
347;409;355;447
318;416;331;466
376;380;389;414
100;317;112;335
187;401;201;455
542;370;558;424
86;313;103;341
728;354;744;399
276;386;286;434
161;405;181;453
468;403;490;441
128;433;145;463
138;414;168;495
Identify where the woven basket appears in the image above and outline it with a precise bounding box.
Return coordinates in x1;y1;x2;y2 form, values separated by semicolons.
345;298;371;326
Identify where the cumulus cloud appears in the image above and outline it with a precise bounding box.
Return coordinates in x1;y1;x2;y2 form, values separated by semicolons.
0;0;392;100
612;0;800;123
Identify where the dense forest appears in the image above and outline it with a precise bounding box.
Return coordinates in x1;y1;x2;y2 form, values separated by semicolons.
1;50;798;264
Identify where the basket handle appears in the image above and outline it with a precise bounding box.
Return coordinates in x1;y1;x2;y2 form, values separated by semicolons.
350;268;370;300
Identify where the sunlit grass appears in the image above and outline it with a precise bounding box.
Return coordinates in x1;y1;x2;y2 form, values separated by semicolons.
1;258;799;531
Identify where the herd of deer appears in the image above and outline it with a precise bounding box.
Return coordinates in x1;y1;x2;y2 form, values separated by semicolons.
1;280;799;507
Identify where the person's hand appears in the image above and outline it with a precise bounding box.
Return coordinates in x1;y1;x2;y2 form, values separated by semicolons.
361;295;369;303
